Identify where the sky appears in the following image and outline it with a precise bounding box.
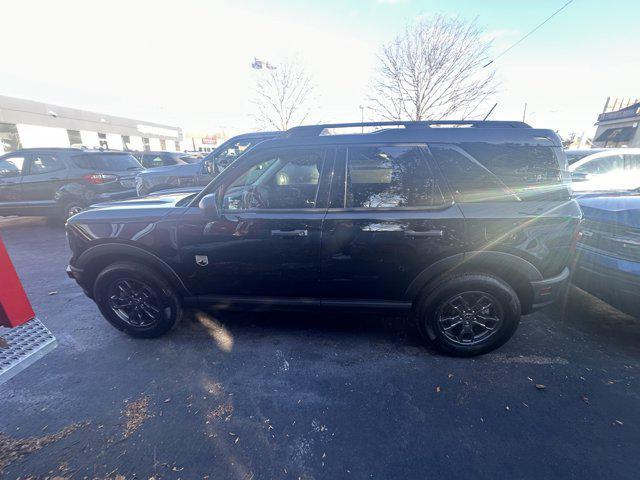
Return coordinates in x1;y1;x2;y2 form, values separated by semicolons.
1;0;639;138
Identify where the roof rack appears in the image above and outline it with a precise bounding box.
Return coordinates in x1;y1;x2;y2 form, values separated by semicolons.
284;120;531;137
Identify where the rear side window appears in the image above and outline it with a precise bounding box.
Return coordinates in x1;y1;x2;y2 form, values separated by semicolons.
345;146;445;208
72;153;141;171
29;154;65;175
433;142;568;202
430;145;516;202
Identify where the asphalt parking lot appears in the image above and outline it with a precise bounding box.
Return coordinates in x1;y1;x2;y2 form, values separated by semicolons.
1;217;639;480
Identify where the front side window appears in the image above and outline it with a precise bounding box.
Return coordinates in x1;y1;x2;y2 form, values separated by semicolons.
0;156;25;178
29;154;65;175
222;148;324;210
345;145;445;208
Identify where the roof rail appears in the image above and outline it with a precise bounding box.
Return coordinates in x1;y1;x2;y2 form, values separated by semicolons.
283;120;531;137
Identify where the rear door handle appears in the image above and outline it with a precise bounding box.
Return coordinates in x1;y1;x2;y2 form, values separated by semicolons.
404;229;444;238
271;229;309;237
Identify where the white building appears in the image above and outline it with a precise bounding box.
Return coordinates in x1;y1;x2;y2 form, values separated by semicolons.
0;95;184;154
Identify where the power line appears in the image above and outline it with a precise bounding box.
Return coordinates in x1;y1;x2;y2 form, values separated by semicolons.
483;0;574;68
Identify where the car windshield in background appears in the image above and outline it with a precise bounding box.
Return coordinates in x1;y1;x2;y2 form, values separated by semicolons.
74;153;141;171
570;151;640;193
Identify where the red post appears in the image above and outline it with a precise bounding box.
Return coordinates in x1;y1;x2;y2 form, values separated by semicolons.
0;235;35;327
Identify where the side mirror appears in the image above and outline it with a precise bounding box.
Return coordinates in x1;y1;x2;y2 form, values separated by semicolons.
199;193;219;218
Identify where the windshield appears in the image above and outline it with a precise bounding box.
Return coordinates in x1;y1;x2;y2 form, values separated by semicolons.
571;152;640;192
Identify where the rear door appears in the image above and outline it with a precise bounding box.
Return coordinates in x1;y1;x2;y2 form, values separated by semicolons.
320;144;465;302
0;154;27;215
20;152;69;212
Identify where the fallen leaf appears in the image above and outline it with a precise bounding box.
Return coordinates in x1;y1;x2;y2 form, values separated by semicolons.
505;406;510;411
435;386;441;393
581;395;590;404
48;291;58;296
615;420;623;426
235;437;240;444
164;398;171;403
447;373;454;379
535;384;546;390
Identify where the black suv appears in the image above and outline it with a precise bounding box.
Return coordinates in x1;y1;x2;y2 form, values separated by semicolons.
66;121;581;356
0;148;142;219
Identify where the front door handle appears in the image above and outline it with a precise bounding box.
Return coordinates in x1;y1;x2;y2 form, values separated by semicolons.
404;229;444;238
271;229;309;237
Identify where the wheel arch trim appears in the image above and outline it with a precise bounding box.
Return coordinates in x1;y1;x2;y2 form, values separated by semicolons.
404;251;543;301
75;243;191;296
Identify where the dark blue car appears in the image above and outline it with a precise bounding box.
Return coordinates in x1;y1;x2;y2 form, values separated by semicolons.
574;194;640;317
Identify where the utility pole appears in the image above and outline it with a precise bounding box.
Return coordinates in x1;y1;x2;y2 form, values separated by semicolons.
522;103;528;123
359;105;365;133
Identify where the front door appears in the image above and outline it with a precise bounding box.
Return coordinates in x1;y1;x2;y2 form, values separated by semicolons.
0;154;27;215
177;146;334;300
320;144;465;301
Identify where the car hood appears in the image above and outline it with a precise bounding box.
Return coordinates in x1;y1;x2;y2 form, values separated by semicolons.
67;190;198;224
577;195;640;229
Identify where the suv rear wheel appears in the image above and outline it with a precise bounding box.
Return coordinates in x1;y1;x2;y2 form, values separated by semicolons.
415;273;521;357
93;261;182;338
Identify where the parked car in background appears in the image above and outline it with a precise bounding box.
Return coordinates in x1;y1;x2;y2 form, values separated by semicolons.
569;148;640;194
66;120;580;357
135;131;279;196
565;148;607;165
0;148;142;219
574;194;640;318
131;151;199;169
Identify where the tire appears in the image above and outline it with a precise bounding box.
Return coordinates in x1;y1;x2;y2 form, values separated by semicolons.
415;273;521;357
59;198;86;220
93;261;182;338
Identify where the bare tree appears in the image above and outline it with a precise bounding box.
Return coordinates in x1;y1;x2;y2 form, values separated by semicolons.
369;15;498;121
251;58;316;131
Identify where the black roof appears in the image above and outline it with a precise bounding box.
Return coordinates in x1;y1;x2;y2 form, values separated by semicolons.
260;121;562;148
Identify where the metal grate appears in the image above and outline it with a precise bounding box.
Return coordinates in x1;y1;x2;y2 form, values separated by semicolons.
0;317;57;385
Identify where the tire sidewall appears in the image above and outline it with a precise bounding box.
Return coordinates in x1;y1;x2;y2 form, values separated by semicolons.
94;262;180;338
418;274;521;357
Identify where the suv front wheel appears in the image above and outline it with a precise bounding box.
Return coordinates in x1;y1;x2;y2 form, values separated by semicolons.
415;273;521;357
93;261;182;338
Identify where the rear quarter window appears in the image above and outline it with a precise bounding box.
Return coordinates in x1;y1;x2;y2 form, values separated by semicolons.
72;153;141;171
432;142;569;202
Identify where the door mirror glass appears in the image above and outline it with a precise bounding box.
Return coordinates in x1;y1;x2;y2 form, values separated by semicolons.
198;193;219;218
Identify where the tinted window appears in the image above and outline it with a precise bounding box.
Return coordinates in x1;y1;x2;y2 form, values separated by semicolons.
222;148;324;210
0;156;25;178
72;153;141;171
29;154;65;175
430;144;516;202
345;146;444;208
457;143;567;200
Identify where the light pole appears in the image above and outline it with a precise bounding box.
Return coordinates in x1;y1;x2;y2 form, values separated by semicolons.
359;105;365;133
